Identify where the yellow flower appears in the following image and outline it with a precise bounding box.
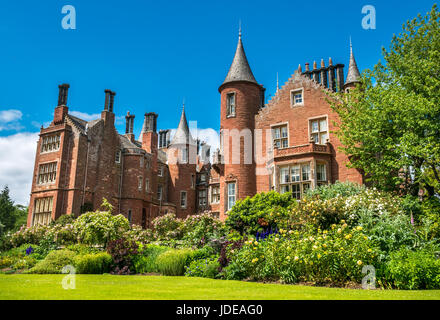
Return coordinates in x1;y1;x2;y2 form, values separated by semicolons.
294;256;299;261
254;241;258;246
323;243;327;248
286;256;291;260
252;258;259;263
345;234;352;240
364;236;368;240
357;226;363;231
317;254;322;259
337;228;342;234
357;260;363;266
274;237;280;242
341;220;346;224
342;223;348;228
367;248;372;253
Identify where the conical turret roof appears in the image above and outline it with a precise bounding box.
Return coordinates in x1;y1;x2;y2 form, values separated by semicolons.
221;32;258;87
345;39;361;85
170;106;195;146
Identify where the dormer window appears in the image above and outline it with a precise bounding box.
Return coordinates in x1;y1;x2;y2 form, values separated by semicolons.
226;92;236;117
291;89;304;107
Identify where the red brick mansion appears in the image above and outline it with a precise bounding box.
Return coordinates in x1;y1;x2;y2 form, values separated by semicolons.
27;32;363;227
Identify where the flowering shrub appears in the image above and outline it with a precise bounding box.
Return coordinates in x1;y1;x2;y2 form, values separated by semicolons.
73;211;130;247
152;213;184;242
7;225;49;248
226;191;296;235
224;222;380;285
106;238;138;275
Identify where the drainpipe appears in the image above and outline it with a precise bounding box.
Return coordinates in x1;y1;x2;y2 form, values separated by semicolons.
118;149;124;214
81;126;91;209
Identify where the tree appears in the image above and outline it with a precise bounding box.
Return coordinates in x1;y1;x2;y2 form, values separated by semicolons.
329;4;440;198
0;186;16;234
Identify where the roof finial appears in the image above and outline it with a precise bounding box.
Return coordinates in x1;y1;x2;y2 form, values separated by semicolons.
276;72;279;92
239;19;242;39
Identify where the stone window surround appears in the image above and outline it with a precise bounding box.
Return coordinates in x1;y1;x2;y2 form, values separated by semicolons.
226;91;236;118
180;190;187;209
290;88;304;107
307;114;330;145
210;184;220;204
271;121;290;150
37;160;58;185
225;180;237;212
40;133;61;154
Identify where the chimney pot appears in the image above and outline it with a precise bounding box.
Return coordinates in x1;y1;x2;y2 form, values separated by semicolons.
313;61;317;70
321;59;325;68
305;63;310;72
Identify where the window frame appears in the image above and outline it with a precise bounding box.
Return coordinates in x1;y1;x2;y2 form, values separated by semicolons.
309;116;329;145
227;182;236;211
37;161;58;185
32;197;53;226
278;162;312;200
198;189;207;206
211;185;220;204
180;191;187;208
271;122;289;149
290;88;304;107
40;133;61;154
226;92;236;118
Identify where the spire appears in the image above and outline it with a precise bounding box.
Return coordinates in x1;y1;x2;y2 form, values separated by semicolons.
170;104;195;146
221;27;258;87
345;38;361;85
276;72;279;92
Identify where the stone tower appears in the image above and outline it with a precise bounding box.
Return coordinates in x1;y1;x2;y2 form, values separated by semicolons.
167;106;197;218
218;30;265;218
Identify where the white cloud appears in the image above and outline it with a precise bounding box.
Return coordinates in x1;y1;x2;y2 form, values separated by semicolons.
0;132;39;206
0;109;24;131
69;111;101;121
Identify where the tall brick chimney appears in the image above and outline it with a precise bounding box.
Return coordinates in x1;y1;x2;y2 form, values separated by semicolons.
125;111;135;142
141;112;158;172
53;84;69;125
101;89;116;124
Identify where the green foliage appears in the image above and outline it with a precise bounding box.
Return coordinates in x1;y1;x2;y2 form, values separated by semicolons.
328;4;440;197
223;223;379;285
181;213;228;248
155;248;194;276
51;214;76;226
73;252;112;274
185;256;220;278
0;186;28;237
384;247;440;289
226;191;296;235
73;211;130;247
133;244;170;274
28;249;76;274
305;181;365;200
152;213;184;242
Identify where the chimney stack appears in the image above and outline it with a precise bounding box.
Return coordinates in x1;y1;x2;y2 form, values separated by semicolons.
104;89;111;111
57;84;70;106
54;84;70;124
305;63;310;72
109;91;116;112
125;111;135;140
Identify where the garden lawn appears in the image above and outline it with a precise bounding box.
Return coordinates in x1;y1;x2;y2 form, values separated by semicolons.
1;274;440;300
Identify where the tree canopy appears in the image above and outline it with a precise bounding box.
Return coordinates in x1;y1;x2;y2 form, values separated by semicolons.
329;4;440;198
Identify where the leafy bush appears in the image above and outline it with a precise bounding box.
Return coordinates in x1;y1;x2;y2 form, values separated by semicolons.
73;211;130;247
133;244;170;274
73;252;112;274
226;191;296;235
181;213;228;248
152;213;184;242
106;238;138;275
185;256;220;278
383;247;440;289
156;248;194;276
305;181;365;200
28;249;76;274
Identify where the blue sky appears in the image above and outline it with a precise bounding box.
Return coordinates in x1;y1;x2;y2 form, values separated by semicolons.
0;0;436;204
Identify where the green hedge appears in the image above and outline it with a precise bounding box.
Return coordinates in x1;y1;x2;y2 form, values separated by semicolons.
73;252;112;274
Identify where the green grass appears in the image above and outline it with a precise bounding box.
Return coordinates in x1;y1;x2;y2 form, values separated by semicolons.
1;274;440;300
